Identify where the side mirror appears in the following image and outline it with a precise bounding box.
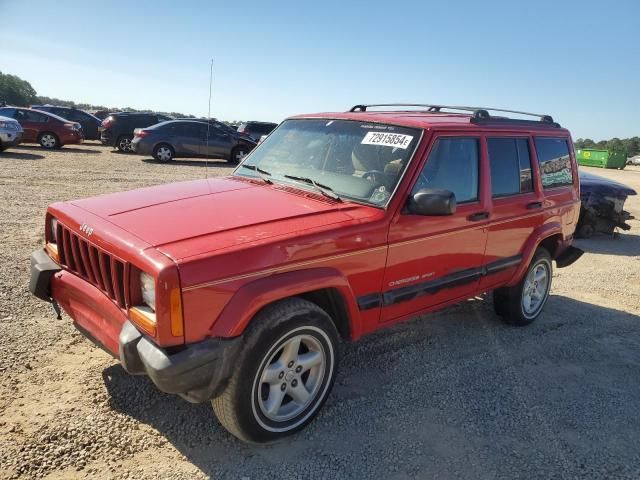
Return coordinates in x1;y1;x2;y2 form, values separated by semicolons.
407;188;456;216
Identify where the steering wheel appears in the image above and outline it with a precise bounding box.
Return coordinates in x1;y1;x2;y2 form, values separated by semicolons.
362;170;388;185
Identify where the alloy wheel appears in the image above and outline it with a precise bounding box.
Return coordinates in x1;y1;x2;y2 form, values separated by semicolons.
119;137;132;152
522;261;550;317
254;331;328;426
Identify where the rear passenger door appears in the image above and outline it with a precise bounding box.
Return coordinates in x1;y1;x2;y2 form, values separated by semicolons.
481;136;544;289
203;125;234;159
381;136;489;322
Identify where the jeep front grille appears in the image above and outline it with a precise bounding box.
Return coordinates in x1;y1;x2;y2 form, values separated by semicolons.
57;224;128;308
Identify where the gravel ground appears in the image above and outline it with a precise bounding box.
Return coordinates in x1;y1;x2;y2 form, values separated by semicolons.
0;142;639;479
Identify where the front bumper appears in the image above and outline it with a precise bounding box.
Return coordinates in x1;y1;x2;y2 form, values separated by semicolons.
60;131;83;145
119;321;241;402
29;249;241;403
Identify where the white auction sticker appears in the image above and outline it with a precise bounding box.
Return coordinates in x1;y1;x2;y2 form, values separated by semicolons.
361;131;413;149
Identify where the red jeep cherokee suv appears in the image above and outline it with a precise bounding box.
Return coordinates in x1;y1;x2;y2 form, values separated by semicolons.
30;104;583;442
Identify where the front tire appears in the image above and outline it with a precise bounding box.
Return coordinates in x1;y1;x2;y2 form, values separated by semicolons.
493;247;552;326
116;135;133;152
39;132;59;149
153;144;174;162
212;298;339;443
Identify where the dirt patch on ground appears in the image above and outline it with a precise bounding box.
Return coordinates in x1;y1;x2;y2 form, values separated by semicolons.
1;144;639;479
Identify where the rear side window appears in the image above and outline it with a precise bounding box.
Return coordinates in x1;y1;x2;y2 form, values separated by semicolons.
487;138;533;197
413;137;479;203
534;138;573;188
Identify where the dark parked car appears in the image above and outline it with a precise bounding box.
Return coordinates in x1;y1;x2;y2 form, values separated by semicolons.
237;121;277;141
100;112;173;152
130;120;256;163
0;107;83;149
577;170;636;237
32;105;102;140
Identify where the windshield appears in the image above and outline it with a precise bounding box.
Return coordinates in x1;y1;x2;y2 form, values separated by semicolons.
233;118;421;206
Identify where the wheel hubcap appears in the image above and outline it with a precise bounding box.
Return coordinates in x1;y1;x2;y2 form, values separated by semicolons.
256;334;326;423
157;147;171;161
522;262;549;316
120;138;131;151
42;135;55;147
236;150;247;161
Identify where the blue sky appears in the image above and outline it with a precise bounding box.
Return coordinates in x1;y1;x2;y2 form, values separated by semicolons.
1;0;638;139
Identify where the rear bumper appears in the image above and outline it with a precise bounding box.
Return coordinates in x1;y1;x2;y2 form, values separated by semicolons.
29;249;241;402
130;138;153;155
0;130;23;146
100;131;115;146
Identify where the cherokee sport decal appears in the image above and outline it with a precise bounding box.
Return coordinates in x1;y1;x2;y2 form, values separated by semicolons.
361;131;413;149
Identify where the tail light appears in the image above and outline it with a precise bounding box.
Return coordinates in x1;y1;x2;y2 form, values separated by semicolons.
102;117;113;129
237;125;245;132
134;129;150;138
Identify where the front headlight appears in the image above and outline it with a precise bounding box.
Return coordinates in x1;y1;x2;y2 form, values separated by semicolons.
50;217;58;243
140;272;156;311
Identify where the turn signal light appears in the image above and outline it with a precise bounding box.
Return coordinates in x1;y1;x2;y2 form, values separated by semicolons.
170;288;184;337
129;307;157;336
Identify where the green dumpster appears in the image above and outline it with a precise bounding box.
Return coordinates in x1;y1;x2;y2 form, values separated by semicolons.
576;148;626;169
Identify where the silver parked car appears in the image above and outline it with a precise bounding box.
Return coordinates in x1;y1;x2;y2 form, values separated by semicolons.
0;115;23;152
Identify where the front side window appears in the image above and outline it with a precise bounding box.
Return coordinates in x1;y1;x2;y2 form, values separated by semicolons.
234;119;421;206
535;137;573;188
412;137;479;203
487;137;533;197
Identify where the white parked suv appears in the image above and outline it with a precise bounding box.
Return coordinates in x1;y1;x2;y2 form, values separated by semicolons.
0;115;23;152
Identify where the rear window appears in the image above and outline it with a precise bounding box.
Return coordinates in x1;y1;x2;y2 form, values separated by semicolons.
534;138;573;188
253;123;276;134
487;138;533;197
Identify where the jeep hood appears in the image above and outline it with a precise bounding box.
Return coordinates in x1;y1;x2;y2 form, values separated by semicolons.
71;177;366;261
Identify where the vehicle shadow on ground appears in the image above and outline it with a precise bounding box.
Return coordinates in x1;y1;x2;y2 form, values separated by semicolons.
101;294;640;477
142;158;235;168
0;150;45;160
14;145;103;154
574;233;640;257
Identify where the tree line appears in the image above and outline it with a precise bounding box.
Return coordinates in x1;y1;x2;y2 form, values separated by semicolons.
574;137;639;158
0;71;220;122
2;71;637;152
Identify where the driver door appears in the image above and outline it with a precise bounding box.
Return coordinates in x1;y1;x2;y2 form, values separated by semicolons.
381;136;489;322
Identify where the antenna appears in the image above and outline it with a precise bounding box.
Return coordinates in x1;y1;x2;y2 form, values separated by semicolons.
205;58;213;178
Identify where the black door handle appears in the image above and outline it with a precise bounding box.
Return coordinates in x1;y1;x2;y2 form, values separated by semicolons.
527;201;543;209
468;211;489;221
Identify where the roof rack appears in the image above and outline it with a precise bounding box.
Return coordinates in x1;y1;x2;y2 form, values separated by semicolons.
348;104;560;127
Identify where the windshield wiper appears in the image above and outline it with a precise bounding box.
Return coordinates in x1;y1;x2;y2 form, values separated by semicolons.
283;174;342;201
239;164;273;184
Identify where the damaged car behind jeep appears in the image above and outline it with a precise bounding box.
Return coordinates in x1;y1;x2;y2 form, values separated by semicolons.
29;104;584;443
577;171;636;237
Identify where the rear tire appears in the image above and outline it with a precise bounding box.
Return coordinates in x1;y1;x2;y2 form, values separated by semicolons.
116;135;133;152
493;247;552;326
212;298;339;443
229;145;249;164
153;144;174;163
38;132;59;149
